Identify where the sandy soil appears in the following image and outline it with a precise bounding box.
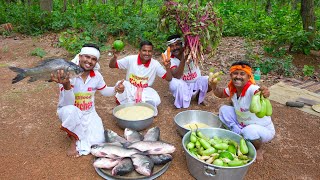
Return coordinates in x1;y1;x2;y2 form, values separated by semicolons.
0;34;319;180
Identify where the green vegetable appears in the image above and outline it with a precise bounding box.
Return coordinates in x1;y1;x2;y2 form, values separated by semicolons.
199;138;211;150
240;138;249;155
265;98;273;116
190;134;197;143
213;159;224;166
256;96;267;118
228;159;244;167
113;40;125;51
202;147;216;156
250;92;261;113
219;151;234;160
227;144;237;155
214;143;229;150
195;140;201;149
187;142;195;149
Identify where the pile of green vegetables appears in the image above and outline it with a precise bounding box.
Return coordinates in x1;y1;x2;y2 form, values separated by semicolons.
249;92;273;118
186;129;252;167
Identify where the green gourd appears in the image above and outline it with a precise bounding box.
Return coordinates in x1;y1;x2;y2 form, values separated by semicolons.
239;138;249;155
249;92;261;113
265;98;273;116
256;96;267;118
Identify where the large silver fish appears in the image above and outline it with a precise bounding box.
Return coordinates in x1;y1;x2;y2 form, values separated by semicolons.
148;154;172;165
111;158;134;176
143;127;160;141
9;58;84;84
124;128;143;143
105;129;130;146
93;157;121;169
128;141;176;155
131;154;154;176
91;144;141;159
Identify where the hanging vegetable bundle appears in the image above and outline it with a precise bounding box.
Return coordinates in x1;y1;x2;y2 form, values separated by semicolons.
159;1;223;66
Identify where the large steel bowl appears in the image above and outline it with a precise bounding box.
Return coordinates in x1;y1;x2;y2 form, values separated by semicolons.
182;128;256;180
174;110;222;136
113;102;155;131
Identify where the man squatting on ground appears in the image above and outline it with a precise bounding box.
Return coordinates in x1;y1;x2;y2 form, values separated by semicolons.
109;40;172;115
165;35;212;108
51;44;125;157
209;61;275;161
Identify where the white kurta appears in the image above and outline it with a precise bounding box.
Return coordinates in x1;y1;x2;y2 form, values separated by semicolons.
115;55;167;115
57;70;116;155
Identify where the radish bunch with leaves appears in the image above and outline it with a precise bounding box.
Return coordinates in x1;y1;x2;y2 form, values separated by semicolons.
159;1;223;66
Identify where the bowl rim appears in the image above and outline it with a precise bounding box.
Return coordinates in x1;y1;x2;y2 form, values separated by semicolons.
113;102;155;121
174;110;222;131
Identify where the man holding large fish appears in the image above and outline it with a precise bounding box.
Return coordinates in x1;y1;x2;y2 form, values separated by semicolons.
50;44;125;157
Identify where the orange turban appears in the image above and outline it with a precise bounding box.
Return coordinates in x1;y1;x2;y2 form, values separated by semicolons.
227;65;255;98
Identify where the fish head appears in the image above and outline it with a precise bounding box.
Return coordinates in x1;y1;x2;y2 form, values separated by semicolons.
66;62;84;77
90;144;103;156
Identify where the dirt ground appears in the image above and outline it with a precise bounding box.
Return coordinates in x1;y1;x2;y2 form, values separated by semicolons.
0;34;320;180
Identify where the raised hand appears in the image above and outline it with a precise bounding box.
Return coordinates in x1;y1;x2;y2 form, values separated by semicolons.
51;70;71;90
115;79;125;94
162;47;171;69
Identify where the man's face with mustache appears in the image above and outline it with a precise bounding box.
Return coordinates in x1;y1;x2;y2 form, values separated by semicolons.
169;41;183;57
230;70;250;88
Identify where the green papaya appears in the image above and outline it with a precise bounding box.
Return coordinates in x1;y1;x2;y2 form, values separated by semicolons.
240;138;249;155
256;96;267;118
265;98;273;116
250;92;261;113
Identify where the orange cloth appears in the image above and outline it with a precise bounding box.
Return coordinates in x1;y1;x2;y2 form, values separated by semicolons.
228;65;255;98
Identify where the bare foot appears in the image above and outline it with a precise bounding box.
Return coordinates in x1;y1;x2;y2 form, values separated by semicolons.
256;149;265;162
200;100;207;106
67;137;80;158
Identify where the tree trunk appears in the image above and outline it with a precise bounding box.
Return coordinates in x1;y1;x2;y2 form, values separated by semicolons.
63;0;67;12
265;0;272;15
300;0;316;35
40;0;53;12
139;0;144;16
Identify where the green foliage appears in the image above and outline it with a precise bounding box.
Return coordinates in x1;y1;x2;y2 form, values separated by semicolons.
31;47;46;58
302;65;315;76
253;56;295;77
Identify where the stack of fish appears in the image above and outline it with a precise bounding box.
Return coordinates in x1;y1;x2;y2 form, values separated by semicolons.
91;127;176;177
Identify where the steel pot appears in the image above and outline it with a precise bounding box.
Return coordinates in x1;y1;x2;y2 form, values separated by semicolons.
174;110;222;137
113;102;155;131
182;128;256;180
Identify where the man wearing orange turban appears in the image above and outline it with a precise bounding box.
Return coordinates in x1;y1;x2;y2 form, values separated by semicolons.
209;61;275;161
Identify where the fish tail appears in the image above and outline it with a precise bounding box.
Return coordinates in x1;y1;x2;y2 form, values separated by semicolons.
8;66;26;84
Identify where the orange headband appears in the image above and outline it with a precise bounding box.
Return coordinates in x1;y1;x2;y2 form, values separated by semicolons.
227;65;255;98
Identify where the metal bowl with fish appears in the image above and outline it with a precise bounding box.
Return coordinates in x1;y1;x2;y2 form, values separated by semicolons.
113;102;155;131
174;110;223;136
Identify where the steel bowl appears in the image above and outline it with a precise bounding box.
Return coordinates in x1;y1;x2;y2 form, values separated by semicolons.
174;110;222;136
182;128;256;180
113;102;155;131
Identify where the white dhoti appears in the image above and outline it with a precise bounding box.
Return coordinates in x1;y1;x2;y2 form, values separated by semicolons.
219;105;275;143
115;80;160;116
57;105;105;155
169;76;209;109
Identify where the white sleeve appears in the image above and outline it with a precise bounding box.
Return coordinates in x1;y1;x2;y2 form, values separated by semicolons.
117;56;131;69
99;86;116;96
155;60;167;78
58;87;75;107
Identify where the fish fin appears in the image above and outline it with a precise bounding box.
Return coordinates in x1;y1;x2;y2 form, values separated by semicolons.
28;77;37;83
9;66;26;84
35;58;64;67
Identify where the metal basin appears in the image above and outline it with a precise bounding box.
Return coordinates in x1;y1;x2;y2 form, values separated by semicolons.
182;128;256;180
113;102;155;131
174;110;222;136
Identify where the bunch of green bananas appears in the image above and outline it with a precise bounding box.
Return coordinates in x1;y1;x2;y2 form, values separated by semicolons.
249;91;272;118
